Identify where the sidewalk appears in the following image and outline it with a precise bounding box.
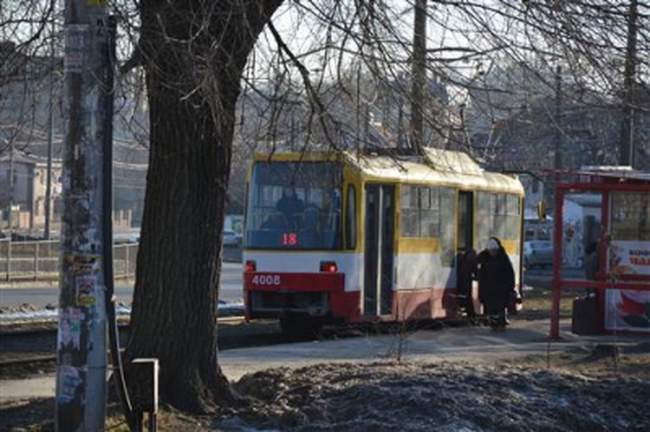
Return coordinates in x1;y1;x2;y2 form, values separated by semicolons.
219;319;647;380
1;319;647;402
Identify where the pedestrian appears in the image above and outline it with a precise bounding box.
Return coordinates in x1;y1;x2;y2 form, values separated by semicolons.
477;237;515;331
457;248;478;322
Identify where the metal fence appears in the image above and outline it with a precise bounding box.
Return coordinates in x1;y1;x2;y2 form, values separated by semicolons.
0;239;138;281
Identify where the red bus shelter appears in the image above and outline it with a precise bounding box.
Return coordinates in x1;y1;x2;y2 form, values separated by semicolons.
550;168;650;339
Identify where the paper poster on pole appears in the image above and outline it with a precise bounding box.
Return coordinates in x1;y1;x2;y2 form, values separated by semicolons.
605;289;650;332
57;365;83;404
64;25;88;73
75;275;98;307
58;308;83;350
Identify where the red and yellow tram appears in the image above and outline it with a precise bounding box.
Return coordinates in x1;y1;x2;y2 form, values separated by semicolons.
242;149;525;332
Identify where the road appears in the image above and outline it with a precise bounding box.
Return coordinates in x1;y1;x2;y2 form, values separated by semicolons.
0;262;244;307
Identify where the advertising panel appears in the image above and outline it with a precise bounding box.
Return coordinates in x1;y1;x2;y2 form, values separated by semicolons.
609;240;650;276
605;289;650;332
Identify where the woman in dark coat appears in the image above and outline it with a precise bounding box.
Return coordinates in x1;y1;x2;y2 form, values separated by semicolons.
477;237;515;330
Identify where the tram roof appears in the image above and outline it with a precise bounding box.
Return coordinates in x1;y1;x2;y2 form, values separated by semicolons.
253;149;524;195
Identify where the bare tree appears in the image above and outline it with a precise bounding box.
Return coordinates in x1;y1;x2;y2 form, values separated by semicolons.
122;0;285;411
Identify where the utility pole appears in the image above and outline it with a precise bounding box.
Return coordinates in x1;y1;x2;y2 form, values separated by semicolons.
44;5;56;240
55;1;112;430
410;0;427;153
356;65;362;150
6;138;14;280
554;65;562;172
620;0;638;167
397;95;404;148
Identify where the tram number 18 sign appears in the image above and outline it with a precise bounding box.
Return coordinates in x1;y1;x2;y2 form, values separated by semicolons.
251;274;281;286
282;233;298;246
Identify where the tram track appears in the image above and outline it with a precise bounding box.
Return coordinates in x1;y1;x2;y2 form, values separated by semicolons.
0;317;285;379
0;315;245;337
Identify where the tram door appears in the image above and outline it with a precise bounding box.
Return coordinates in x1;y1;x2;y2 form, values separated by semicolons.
364;184;395;316
458;191;474;253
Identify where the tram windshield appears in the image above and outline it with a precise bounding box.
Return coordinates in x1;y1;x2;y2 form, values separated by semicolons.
245;161;342;249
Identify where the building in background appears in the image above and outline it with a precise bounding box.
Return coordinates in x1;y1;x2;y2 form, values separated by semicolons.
0;152;62;231
1;40;148;236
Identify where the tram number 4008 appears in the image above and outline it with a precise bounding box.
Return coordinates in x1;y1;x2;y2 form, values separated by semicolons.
251;274;281;285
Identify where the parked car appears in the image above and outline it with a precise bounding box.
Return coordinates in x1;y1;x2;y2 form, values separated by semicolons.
524;240;553;269
223;229;242;247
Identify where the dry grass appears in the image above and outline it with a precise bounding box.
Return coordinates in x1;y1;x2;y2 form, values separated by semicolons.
516;286;575;321
507;343;650;376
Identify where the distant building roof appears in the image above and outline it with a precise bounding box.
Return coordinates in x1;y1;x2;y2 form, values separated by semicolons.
579;166;650;182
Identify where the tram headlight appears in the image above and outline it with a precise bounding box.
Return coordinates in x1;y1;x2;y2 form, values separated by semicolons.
245;260;257;273
320;261;338;273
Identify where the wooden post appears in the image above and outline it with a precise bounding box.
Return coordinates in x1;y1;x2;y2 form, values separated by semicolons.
4;240;9;281
620;0;638;167
34;241;39;280
554;65;562;172
410;0;427;153
124;244;130;278
550;187;564;340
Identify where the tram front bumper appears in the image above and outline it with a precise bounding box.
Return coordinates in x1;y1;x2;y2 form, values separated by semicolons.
248;291;330;318
243;272;345;319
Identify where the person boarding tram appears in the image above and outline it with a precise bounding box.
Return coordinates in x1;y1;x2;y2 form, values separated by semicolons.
477;237;516;331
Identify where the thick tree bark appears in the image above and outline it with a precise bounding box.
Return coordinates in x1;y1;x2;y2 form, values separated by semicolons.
125;0;283;412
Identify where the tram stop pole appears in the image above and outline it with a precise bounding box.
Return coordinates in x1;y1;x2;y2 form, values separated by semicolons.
55;1;113;430
550;187;564;340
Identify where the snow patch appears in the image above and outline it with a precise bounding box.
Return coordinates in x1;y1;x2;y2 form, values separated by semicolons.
0;301;244;324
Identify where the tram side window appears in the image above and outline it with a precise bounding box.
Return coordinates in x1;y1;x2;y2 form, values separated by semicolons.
476;192;521;250
345;185;357;249
476;192;493;250
506;195;521;239
420;187;439;237
494;193;507;239
400;185;420;237
439;188;456;266
400;185;441;238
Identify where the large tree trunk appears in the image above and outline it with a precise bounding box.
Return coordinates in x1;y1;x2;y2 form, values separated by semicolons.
126;0;283;412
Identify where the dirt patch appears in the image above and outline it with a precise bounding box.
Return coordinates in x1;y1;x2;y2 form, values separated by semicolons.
506;342;650;380
228;358;650;431
0;400;214;431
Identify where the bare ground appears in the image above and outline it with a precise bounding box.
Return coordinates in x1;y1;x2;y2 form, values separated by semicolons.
225;350;650;432
2;348;649;431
